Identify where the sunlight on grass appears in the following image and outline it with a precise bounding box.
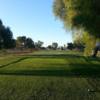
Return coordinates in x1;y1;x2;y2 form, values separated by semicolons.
0;50;99;100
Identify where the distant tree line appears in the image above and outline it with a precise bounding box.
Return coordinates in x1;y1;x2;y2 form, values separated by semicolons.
0;19;44;50
0;19;62;50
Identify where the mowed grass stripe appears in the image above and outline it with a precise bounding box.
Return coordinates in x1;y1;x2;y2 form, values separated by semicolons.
0;57;70;71
0;51;99;100
0;55;99;77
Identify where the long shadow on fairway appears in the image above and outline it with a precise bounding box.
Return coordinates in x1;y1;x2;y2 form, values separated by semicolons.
0;54;100;77
0;54;81;69
32;54;84;58
0;54;100;69
0;64;100;77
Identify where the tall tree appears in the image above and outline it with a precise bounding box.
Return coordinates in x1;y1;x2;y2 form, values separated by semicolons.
52;42;58;50
25;38;35;48
16;36;26;48
67;42;74;50
0;20;15;49
35;40;44;49
53;0;100;38
16;36;35;49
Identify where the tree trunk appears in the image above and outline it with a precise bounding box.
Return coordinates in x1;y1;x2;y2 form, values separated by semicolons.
92;47;99;57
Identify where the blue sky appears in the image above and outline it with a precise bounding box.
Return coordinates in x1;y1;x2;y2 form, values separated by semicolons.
0;0;72;46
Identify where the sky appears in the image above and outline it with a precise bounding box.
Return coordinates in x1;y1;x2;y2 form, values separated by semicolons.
0;0;72;47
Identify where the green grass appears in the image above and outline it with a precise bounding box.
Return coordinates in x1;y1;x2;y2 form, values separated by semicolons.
0;50;100;100
0;55;21;66
0;76;99;100
33;50;83;56
0;53;99;76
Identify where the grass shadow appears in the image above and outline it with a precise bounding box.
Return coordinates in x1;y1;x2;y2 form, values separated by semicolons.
0;64;100;77
31;54;83;58
0;54;99;77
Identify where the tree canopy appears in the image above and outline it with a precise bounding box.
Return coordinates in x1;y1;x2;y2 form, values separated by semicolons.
35;41;44;49
53;0;100;38
52;42;58;50
16;36;35;49
0;19;16;49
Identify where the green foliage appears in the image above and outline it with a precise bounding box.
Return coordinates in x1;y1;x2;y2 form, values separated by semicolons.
52;42;58;50
16;36;26;48
25;38;35;48
35;40;44;49
67;42;74;50
73;32;85;51
47;45;52;49
16;36;35;49
0;20;15;49
82;32;96;56
53;0;100;37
